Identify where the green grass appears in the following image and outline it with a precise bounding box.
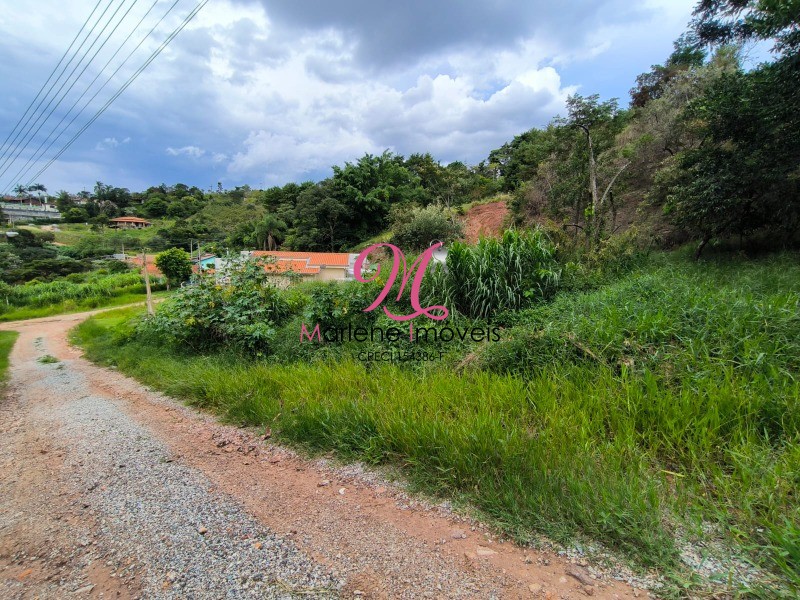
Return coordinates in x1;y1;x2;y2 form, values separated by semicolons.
0;330;18;383
0;290;169;322
31;221;173;246
72;252;800;597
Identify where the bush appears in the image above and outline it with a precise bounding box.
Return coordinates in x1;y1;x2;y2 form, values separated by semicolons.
391;205;463;251
560;227;650;291
140;259;295;355
302;280;384;332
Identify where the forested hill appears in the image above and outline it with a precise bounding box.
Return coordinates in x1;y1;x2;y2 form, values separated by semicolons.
41;1;799;258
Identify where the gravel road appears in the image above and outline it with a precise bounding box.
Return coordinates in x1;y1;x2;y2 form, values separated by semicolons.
0;310;643;599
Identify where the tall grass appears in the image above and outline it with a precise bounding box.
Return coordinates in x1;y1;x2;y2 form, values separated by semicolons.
425;228;560;320
0;271;166;322
2;271;144;308
73;252;800;595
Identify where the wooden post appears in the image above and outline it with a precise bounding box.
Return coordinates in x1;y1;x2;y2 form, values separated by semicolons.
141;249;154;316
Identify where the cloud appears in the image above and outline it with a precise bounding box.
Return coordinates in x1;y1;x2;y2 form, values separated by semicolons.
0;0;698;191
166;145;206;158
253;0;645;70
95;137;130;151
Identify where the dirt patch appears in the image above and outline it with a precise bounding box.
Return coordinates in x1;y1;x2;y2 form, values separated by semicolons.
461;201;509;244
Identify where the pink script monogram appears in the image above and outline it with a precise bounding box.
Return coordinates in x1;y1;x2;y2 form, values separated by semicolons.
354;242;448;322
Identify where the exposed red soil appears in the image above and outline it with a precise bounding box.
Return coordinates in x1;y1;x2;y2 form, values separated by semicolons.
461;201;509;244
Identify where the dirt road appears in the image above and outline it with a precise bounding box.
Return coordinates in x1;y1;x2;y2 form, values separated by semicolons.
0;310;644;599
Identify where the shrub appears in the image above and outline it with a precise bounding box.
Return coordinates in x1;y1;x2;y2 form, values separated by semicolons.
423;228;560;320
391;205;463;251
140;259;295;355
302;280;384;332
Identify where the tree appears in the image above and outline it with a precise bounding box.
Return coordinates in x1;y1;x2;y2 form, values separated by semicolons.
55;190;75;213
252;214;287;250
27;183;46;198
143;197;168;218
693;0;800;60
155;248;192;290
560;94;629;246
391;205;464;251
658;63;800;257
648;1;800;257
630;34;706;107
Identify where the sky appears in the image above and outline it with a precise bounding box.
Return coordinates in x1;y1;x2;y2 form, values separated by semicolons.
0;0;700;194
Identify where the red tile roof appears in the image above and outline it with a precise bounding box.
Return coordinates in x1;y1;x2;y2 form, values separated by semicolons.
127;254;162;277
111;216;152;224
262;259;321;275
251;250;350;267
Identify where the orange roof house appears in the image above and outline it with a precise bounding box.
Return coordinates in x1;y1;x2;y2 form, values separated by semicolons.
127;254;162;277
110;216;152;229
245;250;359;282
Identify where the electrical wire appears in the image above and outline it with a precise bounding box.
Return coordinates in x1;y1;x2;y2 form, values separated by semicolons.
0;0;105;158
0;0;141;182
3;0;173;191
23;0;209;187
0;0;116;168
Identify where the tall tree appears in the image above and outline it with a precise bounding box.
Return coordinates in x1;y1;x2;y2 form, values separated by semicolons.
253;214;287;250
560;95;629;246
693;0;800;61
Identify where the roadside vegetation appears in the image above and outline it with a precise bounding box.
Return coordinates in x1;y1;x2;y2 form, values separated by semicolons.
0;331;18;384
0;224;166;322
73;246;800;597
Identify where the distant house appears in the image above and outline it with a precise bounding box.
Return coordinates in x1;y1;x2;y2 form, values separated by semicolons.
110;216;152;229
126;254;162;277
242;250;360;283
192;253;216;273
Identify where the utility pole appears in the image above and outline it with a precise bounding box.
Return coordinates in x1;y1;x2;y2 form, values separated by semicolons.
141;248;154;316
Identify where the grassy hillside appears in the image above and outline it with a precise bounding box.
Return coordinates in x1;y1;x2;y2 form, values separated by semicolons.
20;221;173;247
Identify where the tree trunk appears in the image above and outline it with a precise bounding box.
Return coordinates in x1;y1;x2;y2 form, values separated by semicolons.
694;234;711;260
586;131;601;248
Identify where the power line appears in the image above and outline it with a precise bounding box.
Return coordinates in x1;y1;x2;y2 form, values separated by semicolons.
23;0;210;187
3;0;172;191
0;0;105;158
0;0;115;167
0;0;140;181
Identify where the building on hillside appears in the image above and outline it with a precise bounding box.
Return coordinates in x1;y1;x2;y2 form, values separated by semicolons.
239;250;361;284
109;216;152;229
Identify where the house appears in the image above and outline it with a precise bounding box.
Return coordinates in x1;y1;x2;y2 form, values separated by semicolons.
126;254;162;277
110;216;152;229
192;253;216;273
242;250;360;283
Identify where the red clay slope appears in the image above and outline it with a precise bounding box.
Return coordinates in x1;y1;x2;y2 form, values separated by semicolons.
461;200;509;244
